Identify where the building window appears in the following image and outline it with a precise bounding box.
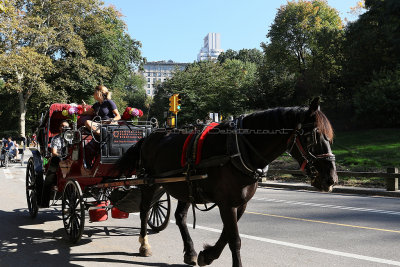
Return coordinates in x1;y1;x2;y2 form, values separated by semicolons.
158;72;161;77
153;78;157;82
153;72;156;77
147;90;150;94
147;84;150;88
147;78;150;82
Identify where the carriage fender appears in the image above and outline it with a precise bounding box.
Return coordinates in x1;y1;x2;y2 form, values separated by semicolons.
31;150;44;174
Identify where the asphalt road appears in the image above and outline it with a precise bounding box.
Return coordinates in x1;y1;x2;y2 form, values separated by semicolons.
1;152;400;267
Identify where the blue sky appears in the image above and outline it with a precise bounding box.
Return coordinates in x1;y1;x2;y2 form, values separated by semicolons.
102;0;359;63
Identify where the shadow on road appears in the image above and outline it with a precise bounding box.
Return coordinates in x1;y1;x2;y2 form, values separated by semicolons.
0;208;185;266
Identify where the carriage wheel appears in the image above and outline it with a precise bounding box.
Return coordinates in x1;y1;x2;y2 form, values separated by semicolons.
147;190;171;232
26;158;38;218
62;179;85;244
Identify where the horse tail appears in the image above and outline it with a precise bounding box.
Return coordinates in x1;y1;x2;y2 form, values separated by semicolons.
115;137;145;177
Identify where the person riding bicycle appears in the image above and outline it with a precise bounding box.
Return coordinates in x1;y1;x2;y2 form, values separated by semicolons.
4;137;17;157
42;120;70;207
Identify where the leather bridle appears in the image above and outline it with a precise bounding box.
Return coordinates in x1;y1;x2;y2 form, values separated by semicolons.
287;124;336;182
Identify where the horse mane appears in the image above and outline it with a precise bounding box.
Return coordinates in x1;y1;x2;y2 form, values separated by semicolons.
243;107;334;141
315;110;334;142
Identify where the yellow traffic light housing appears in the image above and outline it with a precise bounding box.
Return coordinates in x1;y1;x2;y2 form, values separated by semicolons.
169;94;181;114
169;94;177;113
176;94;182;113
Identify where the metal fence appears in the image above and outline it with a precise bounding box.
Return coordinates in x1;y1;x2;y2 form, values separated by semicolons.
266;168;400;191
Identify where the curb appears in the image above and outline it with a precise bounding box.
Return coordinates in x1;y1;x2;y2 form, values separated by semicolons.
258;181;400;198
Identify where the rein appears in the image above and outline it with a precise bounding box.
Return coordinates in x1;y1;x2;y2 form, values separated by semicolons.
231;117;336;182
286;124;335;181
228;116;270;180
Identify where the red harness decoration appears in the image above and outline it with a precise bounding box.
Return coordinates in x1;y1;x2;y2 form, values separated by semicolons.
181;122;219;167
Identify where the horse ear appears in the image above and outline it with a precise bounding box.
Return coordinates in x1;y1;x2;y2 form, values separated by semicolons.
309;97;320;113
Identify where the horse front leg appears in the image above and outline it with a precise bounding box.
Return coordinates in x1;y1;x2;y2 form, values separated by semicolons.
198;203;247;267
138;185;158;257
175;200;197;265
220;206;242;267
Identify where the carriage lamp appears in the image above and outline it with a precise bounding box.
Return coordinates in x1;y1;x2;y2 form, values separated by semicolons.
63;129;81;145
64;130;74;144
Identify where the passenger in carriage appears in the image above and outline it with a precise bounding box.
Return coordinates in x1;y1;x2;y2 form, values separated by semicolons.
50;120;70;158
42;120;70;207
80;85;121;135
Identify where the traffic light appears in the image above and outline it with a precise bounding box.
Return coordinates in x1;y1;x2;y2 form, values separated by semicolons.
176;94;182;113
169;94;181;114
169;95;177;113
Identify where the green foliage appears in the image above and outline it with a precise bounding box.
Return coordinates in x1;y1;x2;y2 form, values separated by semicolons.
151;60;259;125
218;48;263;65
0;0;145;136
261;0;344;105
124;74;150;117
343;0;400;94
353;67;400;127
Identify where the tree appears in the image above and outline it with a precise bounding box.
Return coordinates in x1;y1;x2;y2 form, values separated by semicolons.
0;0;144;136
0;2;54;137
354;66;400;127
151;60;258;125
343;0;400;93
261;0;344;105
218;48;263;65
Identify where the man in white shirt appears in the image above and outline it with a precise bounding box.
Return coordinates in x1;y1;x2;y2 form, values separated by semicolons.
41;120;70;207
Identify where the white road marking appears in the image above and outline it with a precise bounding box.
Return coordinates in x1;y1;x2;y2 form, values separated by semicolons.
170;220;400;266
252;197;400;216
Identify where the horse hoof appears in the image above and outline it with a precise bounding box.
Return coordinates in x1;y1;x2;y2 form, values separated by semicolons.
139;246;152;257
184;253;197;265
197;251;213;266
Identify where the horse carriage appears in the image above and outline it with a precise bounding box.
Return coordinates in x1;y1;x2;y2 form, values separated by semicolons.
25;103;172;243
26;99;338;267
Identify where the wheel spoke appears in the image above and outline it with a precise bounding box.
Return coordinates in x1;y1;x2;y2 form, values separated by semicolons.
157;206;166;219
155;207;161;226
150;208;155;225
158;204;168;211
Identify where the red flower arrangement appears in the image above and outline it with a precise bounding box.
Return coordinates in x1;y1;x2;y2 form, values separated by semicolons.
122;107;143;122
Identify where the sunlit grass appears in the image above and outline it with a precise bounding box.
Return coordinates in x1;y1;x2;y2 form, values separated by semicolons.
332;128;400;170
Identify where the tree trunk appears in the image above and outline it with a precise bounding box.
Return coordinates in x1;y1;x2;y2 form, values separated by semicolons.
18;92;27;138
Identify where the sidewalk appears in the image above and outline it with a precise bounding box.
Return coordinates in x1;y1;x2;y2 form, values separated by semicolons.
259;180;400;198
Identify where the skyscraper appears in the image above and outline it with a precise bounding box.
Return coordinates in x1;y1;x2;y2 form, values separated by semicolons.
197;33;224;62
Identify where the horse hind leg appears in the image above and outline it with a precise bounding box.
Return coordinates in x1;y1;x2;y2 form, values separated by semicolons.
138;185;159;257
198;203;247;267
175;200;197;265
138;235;152;257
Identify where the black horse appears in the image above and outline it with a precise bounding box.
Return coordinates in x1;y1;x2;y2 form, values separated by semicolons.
117;98;338;267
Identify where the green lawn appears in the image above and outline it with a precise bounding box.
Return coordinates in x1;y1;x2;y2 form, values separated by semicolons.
332;128;400;171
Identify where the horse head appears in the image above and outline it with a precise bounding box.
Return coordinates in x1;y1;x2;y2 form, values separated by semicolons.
288;97;338;192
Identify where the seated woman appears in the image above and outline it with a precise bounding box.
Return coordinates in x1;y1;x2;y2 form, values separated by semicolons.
81;85;121;134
